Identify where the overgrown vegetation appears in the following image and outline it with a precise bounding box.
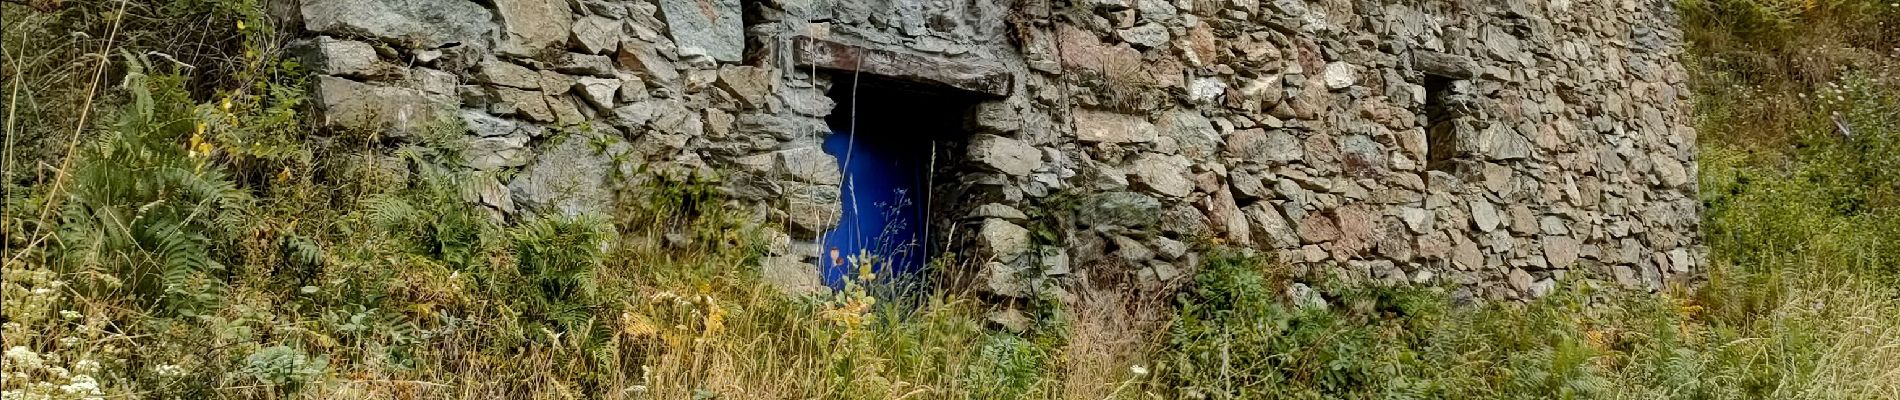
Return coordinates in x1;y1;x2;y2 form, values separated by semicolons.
2;0;1897;399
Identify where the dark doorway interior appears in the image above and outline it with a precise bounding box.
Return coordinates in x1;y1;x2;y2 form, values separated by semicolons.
818;75;975;288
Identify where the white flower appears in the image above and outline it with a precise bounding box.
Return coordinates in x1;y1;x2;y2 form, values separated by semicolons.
152;364;186;377
59;374;101;396
3;346;42;369
60;310;82;320
1130;364;1149;376
73;359;101;374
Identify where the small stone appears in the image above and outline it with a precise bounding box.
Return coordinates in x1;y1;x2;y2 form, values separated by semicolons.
494;0;574;56
1508;268;1534;293
570;16;621;54
968;135;1044;176
300;0;493;49
1074;109;1157;144
1118;23;1170;48
1112;235;1156;262
465;133;532;170
1542;235;1581;268
986;308;1032;333
761;256;827;296
1323;62;1356;89
716;66;777;109
574;77;621;111
1153;237;1188;260
978;219;1033;259
300;36;401;80
973;203;1029;221
617;41;681;85
1127;153;1194;198
1470;200;1502;232
1287;283;1327;310
657;0;744;62
314;76;452;136
553;52;618;77
474;59;542;89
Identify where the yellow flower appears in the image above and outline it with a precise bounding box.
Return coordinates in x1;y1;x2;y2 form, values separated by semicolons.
221;97;232;112
622;311;658;339
236;20;246;31
275;166;293;183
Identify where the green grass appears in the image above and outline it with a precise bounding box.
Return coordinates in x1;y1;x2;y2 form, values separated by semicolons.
3;0;1899;399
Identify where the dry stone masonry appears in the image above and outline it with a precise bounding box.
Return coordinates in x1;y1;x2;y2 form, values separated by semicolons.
285;0;1703;302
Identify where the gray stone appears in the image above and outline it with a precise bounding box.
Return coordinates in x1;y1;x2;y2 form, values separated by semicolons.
553;52;618;77
969;135;1044;176
1075;109;1157;143
1323;62;1356;89
1112;235;1155;262
300;36;402;79
474;59;542;89
617;41;681;85
1118;23;1170;48
1542;235;1580;268
1161;110;1220;158
986;309;1032;333
1244;203;1299;248
1078;191;1162;228
465;133;533;170
973;203;1030;221
1529;278;1556;298
300;0;493;49
1154;237;1188;260
983;261;1029;297
761;256;827;296
1287;283;1327;310
508;134;632;217
570;16;621;54
774;145;840;185
978;219;1033;259
1508;268;1534;294
574;77;621;111
1470;200;1502;232
657;0;743;62
1226;129;1302;163
462;110;543;138
1127;153;1194;198
314;76;453;136
495;0;574;56
716;66;777;109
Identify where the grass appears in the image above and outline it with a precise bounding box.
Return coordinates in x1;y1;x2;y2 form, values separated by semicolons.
3;0;1899;399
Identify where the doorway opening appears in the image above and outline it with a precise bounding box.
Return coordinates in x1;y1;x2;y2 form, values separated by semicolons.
1422;74;1460;173
818;75;976;288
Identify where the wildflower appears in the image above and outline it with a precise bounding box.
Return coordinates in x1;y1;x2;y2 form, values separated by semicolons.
1130;365;1149;376
236;20;246;31
152;363;186;377
59;374;101;397
59;310;82;320
4;346;42;369
58;337;81;348
73;359;100;374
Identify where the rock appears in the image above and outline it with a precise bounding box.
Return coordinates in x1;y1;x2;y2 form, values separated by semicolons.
773;145;840;185
462;110;543;137
1074;109;1157;144
1470;200;1502;232
1154;237;1188;260
574;77;621;111
299;36;402;80
1188;77;1225;104
982;261;1030;297
1323;62;1356;89
986;308;1032;333
617;41;681;86
716;66;776;109
1287;283;1327;310
1161;110;1220;158
508;134;631;217
471;175;515;213
490;87;556;122
761;256;827;296
1206;188;1251;243
494;0;574;56
1652;152;1689;188
657;0;744;62
1112;235;1156;263
474;59;542;89
1245;203;1299;248
978;219;1032;259
968;135;1044;176
1452;236;1483;270
570;16;621;54
1297;212;1340;244
1225;128;1302;163
552;52;618;77
465;133;532;170
1414;51;1477;79
1508;268;1534;294
300;0;492;49
1078;191;1162;228
1529;278;1556;298
1542;236;1580;268
1118;23;1170;48
973;203;1030;221
314;76;452;136
1127;153;1194;198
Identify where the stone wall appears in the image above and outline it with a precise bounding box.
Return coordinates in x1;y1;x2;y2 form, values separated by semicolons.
286;0;1703;302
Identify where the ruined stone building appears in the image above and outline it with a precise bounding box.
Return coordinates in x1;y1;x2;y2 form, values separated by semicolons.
287;0;1703;302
